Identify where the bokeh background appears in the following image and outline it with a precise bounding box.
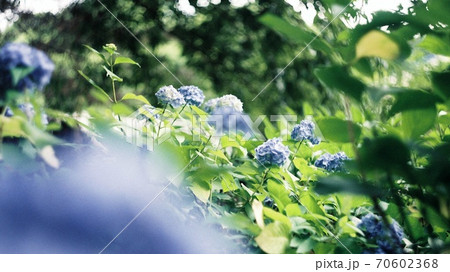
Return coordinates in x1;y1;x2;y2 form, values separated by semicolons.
2;0;442;116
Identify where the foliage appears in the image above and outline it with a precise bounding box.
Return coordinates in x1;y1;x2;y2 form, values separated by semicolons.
1;0;450;254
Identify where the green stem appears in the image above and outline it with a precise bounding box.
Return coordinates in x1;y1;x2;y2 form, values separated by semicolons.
110;55;117;103
246;168;271;206
288;139;303;171
156;104;168;142
170;103;188;126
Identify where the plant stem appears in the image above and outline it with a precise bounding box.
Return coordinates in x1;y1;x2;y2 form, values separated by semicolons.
156;103;168;143
110;55;117;103
288;139;303;171
246;168;271;206
170;103;188;126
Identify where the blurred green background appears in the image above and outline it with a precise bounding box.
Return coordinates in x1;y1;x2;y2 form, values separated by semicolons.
0;0;445;115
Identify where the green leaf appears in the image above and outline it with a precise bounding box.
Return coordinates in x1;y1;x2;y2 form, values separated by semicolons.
290;237;315;254
389;90;441;117
255;221;290;254
111;103;133;116
209;149;232;164
285;204;302;217
299;193;325;216
0;115;25;137
316;117;361;143
315;66;366;101
121;93;150;105
83;44;109;64
219;214;261;235
263;207;292;228
293;158;323;181
220;172;238;192
267;180;292;212
355;30;401;60
315;174;381;197
428;0;450;25
402;108;437;139
419;35;450;57
78;70;112;102
190;179;211;203
102;66;123;82
114;56;141;67
336;194;371;215
258;13;331;54
22;121;64;148
11;67;34;86
359;136;410;174
431;71;450;101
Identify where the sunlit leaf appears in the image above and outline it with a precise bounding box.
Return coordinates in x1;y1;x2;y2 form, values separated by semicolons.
121;93;151;105
255;221;290;254
355;30;400;60
114;56;141;67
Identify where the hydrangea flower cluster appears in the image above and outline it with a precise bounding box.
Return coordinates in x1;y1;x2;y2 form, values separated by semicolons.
203;94;243;113
263;196;275;208
208;106;252;134
178;85;205;106
0;43;55;96
358;213;404;254
291;120;320;144
155;85;186;108
314;152;349;172
255;138;290;167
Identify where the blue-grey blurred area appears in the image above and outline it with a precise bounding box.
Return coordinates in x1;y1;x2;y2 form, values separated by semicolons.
0;137;236;253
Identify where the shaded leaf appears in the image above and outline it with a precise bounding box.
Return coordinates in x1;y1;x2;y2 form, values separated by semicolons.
315;66;366;101
316;117;361;143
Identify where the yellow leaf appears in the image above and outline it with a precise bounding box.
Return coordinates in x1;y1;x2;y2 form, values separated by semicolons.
255;221;290;254
252;200;265;229
356;30;400;60
39;145;60;169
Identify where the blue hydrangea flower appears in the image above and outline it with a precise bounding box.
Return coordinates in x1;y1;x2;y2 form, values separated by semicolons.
358;213;404;254
208;106;253;134
203;94;243;113
203;98;219;113
263;196;275;208
255;138;290;167
314;152;349;172
0;43;55;96
5;107;14;117
155;85;186;108
291;120;320;144
178;85;205;106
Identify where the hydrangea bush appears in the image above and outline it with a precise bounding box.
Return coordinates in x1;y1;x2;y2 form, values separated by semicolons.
178;85;205;106
255;138;290;167
0;43;54;96
155;85;186;108
1;5;450;254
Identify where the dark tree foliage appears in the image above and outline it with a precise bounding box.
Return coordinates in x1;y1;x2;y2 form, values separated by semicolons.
0;0;19;13
1;0;340;114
